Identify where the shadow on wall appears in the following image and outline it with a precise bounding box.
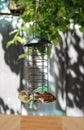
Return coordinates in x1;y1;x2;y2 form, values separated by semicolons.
55;29;84;115
0;98;14;114
49;44;66;113
0;18;24;114
0;18;23;75
66;30;84;113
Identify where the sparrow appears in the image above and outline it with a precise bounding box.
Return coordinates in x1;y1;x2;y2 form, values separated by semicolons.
18;90;56;103
34;91;56;103
18;90;30;103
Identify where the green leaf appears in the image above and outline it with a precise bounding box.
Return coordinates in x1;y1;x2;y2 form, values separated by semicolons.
18;49;32;59
21;25;27;31
9;29;18;35
80;27;84;33
15;36;24;44
18;53;28;59
6;40;14;48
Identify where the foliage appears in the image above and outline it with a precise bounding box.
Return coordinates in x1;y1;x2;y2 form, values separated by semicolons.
17;0;84;36
7;0;84;58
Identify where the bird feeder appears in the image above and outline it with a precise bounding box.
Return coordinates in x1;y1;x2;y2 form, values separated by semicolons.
18;0;56;108
24;36;50;91
19;35;55;108
18;34;56;109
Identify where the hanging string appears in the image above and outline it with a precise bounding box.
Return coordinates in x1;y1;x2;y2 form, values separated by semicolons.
32;0;40;37
36;0;40;23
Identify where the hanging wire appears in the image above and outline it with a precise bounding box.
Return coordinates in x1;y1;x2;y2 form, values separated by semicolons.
31;0;40;38
36;0;40;23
